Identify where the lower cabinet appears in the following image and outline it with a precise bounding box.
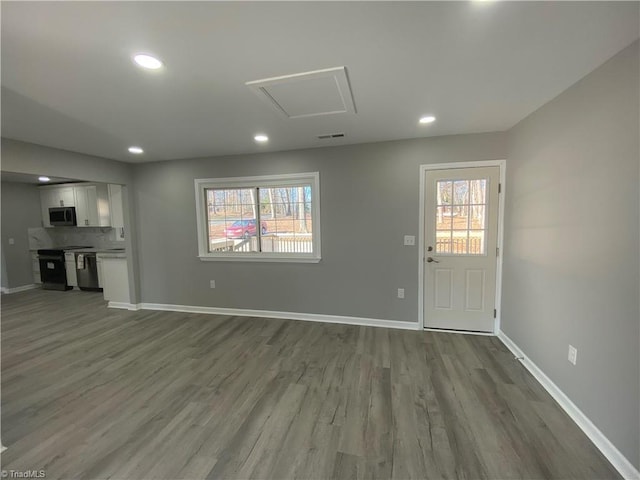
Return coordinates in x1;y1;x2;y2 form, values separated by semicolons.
96;256;103;289
64;252;77;287
99;255;129;304
32;252;42;284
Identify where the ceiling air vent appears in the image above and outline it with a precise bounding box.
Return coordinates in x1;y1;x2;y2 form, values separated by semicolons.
317;133;345;139
246;67;356;119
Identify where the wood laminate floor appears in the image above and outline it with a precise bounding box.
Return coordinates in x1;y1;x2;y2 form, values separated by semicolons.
1;289;619;479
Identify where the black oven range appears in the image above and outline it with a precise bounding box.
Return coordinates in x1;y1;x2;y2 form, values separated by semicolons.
37;246;91;291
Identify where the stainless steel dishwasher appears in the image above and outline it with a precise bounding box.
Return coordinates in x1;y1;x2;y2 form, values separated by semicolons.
75;252;102;291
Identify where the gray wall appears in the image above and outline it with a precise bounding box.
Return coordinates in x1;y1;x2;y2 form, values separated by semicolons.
133;132;507;321
0;138;141;303
502;41;639;468
1;181;43;288
1;249;8;289
1;138;131;185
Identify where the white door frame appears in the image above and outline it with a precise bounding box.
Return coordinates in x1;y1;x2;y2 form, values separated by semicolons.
418;160;506;334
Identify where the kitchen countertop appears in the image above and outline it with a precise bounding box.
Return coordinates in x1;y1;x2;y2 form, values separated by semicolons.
96;252;127;259
67;248;126;254
31;247;127;256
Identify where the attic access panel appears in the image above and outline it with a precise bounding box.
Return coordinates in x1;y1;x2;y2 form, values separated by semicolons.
246;66;356;119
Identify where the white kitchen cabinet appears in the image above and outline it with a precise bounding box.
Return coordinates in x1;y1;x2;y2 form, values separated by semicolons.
74;185;99;227
40;183;112;228
40;190;51;227
99;256;129;303
32;252;42;284
74;184;110;227
108;184;125;241
64;252;77;287
96;256;104;289
46;187;75;208
39;186;75;227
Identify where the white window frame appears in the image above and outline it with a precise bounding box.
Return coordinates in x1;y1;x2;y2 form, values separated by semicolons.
195;172;321;263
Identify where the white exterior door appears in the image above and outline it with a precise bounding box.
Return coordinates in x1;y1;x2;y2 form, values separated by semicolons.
424;166;500;332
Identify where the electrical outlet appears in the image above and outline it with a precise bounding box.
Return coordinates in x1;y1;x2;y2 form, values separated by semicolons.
8;238;14;245
397;288;405;299
568;345;577;365
209;280;216;289
403;235;415;246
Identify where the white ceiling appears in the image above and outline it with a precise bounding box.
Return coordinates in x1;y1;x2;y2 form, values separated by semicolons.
1;1;638;163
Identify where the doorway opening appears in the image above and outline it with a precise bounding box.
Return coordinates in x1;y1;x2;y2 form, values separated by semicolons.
418;160;505;333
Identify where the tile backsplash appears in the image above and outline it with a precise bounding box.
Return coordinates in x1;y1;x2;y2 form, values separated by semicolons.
29;227;123;250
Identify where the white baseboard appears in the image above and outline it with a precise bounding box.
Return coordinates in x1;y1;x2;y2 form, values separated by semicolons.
497;331;640;480
115;302;420;331
107;301;140;311
424;327;495;336
1;284;39;294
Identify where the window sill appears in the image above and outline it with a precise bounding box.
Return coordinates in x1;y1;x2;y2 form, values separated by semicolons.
198;254;321;264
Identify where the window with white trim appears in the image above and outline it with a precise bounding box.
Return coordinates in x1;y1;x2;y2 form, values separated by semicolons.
195;172;321;262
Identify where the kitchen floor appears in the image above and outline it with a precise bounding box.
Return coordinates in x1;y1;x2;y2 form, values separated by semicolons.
1;289;620;479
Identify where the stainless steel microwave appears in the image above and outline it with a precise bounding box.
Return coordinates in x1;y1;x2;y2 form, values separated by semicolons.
49;207;77;226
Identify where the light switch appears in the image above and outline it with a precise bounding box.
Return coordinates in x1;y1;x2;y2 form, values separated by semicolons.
403;235;415;246
8;238;15;245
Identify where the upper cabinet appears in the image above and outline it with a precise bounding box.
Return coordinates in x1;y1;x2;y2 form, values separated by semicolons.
108;184;125;241
74;184;110;227
45;186;75;208
40;187;75;227
39;183;120;229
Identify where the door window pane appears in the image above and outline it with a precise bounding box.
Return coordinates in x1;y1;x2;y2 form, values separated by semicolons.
469;205;486;230
436;231;452;254
434;178;488;255
436;206;453;230
453;180;469;205
437;181;452;206
469;231;485;255
452;231;469;254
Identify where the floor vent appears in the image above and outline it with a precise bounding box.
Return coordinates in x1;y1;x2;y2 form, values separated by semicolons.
317;133;345;139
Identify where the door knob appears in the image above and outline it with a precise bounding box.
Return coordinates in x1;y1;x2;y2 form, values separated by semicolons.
426;257;439;263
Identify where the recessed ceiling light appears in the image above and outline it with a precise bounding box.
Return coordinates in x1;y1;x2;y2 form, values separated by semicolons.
254;134;269;143
38;176;50;182
133;54;163;70
128;146;144;154
419;115;436;124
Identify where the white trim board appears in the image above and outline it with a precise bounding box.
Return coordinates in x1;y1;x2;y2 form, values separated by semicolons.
498;331;640;480
109;302;420;331
424;327;495;337
418;159;506;333
0;284;39;294
194;172;322;263
107;301;140;311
